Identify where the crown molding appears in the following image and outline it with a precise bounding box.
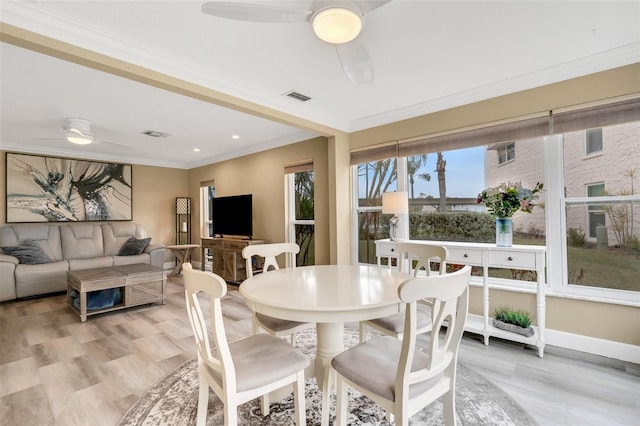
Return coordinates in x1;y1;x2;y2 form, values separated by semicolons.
0;142;189;169
185;129;319;169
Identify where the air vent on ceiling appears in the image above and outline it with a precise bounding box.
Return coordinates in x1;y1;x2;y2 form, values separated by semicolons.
141;130;170;138
284;91;311;102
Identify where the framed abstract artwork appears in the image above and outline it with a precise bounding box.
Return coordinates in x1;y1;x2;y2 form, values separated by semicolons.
5;152;132;222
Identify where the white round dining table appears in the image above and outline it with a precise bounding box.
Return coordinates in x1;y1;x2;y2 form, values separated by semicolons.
239;264;410;421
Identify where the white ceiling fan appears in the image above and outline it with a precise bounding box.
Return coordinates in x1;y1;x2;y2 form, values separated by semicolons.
201;0;392;84
35;117;132;150
63;117;95;145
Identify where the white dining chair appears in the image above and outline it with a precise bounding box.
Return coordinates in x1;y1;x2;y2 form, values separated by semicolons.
359;243;449;343
182;263;309;426
242;243;315;347
331;265;471;426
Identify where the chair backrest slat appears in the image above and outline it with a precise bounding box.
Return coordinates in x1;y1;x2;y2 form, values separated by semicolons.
395;242;448;276
242;243;300;278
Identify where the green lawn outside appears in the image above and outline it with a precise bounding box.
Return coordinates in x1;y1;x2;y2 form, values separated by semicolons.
566;246;639;291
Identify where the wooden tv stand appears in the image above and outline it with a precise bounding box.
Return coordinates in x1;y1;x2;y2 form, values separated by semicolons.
200;237;265;283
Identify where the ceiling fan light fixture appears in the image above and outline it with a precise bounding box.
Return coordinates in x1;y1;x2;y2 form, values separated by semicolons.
63;118;94;144
312;7;362;44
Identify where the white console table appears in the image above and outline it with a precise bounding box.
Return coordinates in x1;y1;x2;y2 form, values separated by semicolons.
375;239;547;357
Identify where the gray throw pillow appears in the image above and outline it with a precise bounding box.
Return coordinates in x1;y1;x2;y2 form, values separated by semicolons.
118;237;152;256
1;240;52;265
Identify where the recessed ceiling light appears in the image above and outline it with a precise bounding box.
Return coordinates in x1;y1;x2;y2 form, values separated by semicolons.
232;134;240;139
193;148;200;152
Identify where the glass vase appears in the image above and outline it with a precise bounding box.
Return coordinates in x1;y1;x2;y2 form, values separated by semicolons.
495;218;513;247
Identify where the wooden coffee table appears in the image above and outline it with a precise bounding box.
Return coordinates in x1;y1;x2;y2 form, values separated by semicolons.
67;263;167;322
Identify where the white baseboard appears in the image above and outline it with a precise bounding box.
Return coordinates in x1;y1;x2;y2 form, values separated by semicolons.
466;314;638;363
545;328;640;364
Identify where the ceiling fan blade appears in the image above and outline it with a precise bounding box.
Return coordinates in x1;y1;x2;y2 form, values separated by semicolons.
201;2;312;23
354;0;392;15
336;40;374;84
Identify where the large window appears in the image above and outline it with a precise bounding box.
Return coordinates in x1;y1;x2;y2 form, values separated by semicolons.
355;158;398;264
200;182;215;238
199;182;215;269
352;99;640;303
563;121;639;293
286;163;315;266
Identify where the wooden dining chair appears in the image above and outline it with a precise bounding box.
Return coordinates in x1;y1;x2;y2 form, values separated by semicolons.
331;265;471;426
242;243;315;347
359;243;449;343
182;263;309;426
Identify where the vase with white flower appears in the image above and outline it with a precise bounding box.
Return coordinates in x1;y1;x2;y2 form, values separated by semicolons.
477;182;543;247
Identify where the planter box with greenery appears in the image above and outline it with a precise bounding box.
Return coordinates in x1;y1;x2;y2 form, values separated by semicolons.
493;306;534;337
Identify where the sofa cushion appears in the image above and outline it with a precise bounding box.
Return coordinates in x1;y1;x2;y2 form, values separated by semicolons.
1;241;51;265
61;224;105;259
102;223;148;256
15;261;68;298
118;237;151;256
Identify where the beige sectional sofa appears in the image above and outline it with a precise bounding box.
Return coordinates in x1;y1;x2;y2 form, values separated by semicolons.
0;222;165;301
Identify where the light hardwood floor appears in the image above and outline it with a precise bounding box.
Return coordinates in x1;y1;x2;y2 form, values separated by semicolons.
1;275;638;425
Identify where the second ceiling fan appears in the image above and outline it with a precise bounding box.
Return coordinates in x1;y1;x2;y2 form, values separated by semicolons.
201;0;391;84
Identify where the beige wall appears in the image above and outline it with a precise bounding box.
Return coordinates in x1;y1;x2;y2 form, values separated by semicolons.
132;164;189;260
546;297;640;344
187;136;330;265
469;287;640;345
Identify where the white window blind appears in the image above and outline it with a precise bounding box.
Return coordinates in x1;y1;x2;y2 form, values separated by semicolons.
350;141;398;165
284;159;314;174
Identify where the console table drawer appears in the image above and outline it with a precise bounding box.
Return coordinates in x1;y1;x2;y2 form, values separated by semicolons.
225;241;248;250
375;242;398;257
447;248;482;265
488;251;536;269
201;239;223;249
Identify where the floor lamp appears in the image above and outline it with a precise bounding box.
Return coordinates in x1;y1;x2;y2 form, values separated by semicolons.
382;191;408;241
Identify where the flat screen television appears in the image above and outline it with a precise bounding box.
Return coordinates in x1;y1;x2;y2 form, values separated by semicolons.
211;194;253;238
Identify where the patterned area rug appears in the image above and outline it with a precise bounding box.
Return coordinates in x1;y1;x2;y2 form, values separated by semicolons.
120;329;536;425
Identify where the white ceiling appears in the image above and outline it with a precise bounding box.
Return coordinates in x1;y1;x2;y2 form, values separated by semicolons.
1;0;639;169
